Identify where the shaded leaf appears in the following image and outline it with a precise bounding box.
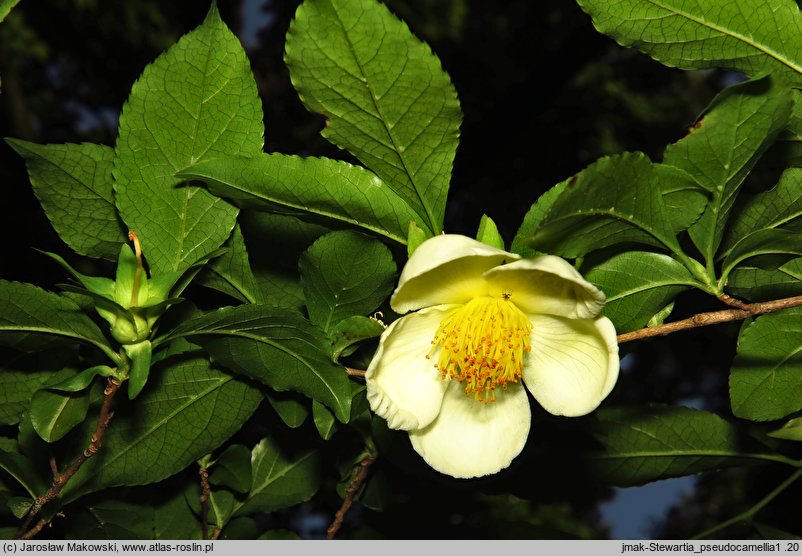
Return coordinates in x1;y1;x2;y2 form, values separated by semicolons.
722;229;802;282
30;368;91;443
196;224;260;304
590;404;776;486
167;304;352;422
0;449;46;498
233;437;320;516
727;257;802;301
61;351;262;502
312;401;337;440
724;168;802;256
662;77;792;262
0;349;69;425
329;315;385;361
265;392;309;429
299;230;396;332
209;444;251;494
66;482;201;540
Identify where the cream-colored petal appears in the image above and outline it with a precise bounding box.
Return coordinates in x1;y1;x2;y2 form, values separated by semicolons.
366;306;453;431
483;256;605;319
391;234;519;314
523;314;618;417
408;381;531;479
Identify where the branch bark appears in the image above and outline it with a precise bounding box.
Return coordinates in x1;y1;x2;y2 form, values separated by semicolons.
198;466;211;541
14;378;122;539
617;294;802;344
326;456;376;540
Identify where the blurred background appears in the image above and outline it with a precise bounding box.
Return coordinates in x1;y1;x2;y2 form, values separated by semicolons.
2;0;797;540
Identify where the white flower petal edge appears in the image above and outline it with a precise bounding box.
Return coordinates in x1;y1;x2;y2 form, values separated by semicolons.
523;314;618;417
409;380;531;478
366;306;452;430
483;256;605;319
391;235;519;314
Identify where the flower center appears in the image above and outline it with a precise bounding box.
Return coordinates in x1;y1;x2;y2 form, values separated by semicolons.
429;296;532;403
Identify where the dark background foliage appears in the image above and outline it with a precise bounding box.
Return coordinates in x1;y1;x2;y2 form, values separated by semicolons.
3;0;793;540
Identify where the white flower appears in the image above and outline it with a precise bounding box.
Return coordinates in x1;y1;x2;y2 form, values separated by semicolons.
366;234;619;479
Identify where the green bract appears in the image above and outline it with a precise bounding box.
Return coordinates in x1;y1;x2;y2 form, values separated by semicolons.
43;235;183;346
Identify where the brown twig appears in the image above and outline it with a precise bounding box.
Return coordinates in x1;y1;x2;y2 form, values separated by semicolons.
326;456;376;540
14;378;122;540
345;367;366;378
617;294;802;344
198;466;211;541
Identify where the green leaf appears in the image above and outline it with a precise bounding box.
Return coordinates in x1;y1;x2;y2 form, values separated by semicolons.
662;77;792;262
0;0;21;23
510;180;568;258
114;4;263;275
166;304;352;422
583;251;698;333
259;530;301;540
475;214;505;250
721;229;802;282
66;482;201;540
30;368;92;443
61;351;262;502
241;211;329;312
48;365;115;393
728;257;802;301
312;400;338;440
265;392;309;429
590;404;778;486
406;221;430;257
731;308;802;421
209;444;251;494
5;140;127;261
529;153;704;258
196;224;260;304
0;349;67;425
0;280;114;358
208;489;237;530
232;437;321;517
123;340;152;400
299;231;396;332
285;0;462;232
724;168;802;256
178;155;425;245
329;315;385;361
575;0;802;83
767;416;802;441
0;449;46;498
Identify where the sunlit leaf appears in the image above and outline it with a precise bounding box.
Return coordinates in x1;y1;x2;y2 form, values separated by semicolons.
114;4;262;275
286;0;462;232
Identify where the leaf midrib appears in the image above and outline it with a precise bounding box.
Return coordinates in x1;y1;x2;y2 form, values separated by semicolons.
232;449;317;517
64;374;232;500
327;0;438;231
185;329;343;411
182;170;407;244
642;0;802;77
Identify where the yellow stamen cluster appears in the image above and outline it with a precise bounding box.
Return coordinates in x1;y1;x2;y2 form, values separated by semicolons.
429;296;532;403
